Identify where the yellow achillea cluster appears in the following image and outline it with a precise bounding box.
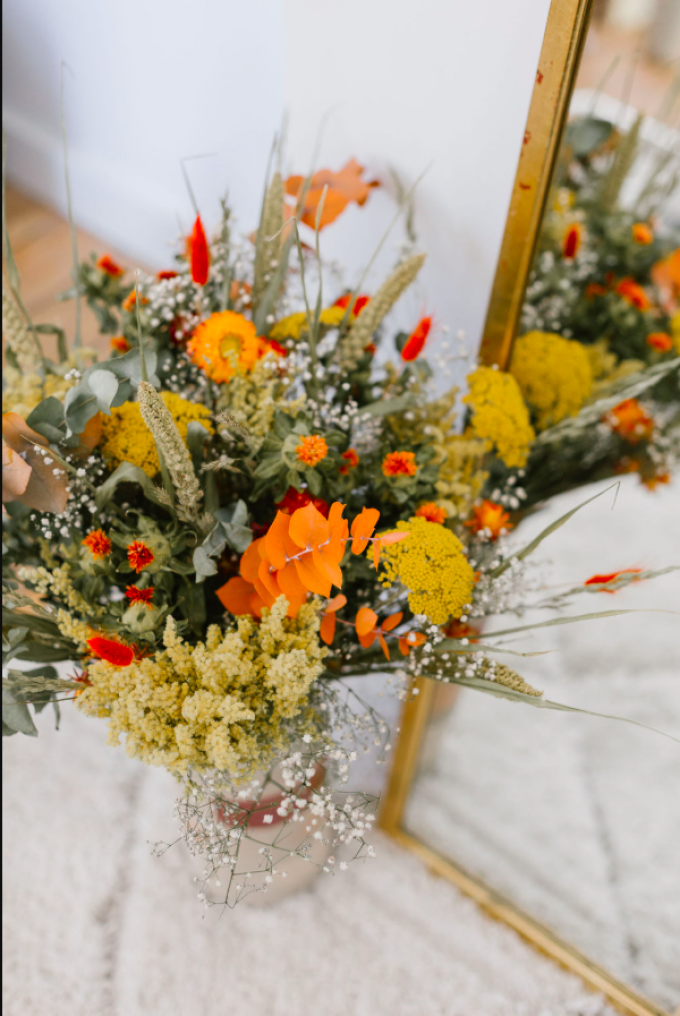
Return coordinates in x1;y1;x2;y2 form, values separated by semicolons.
379;516;475;625
435;434;488;519
56;610;92;649
510;331;593;430
464;366;535;468
76;598;327;778
269;306;345;341
671;310;680;354
2;350;98;420
99;392;213;477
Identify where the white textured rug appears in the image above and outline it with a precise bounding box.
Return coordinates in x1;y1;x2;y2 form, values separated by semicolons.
3;474;678;1016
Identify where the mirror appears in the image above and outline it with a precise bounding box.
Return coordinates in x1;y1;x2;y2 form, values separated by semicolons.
382;2;680;1014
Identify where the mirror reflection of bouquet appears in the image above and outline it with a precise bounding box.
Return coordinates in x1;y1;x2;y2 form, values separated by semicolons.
509;109;680;505
2;149;675;909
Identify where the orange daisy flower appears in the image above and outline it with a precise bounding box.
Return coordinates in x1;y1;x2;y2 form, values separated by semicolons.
632;223;653;245
110;336;131;354
415;502;447;524
127;541;155;573
606;399;654;443
296;435;329;467
616;278;651;311
122;290;149;313
187;310;270;383
82;529;112;559
642;472;670;490
382;451;417;477
464;500;512;541
339;448;360;474
646;332;673;353
562;223;581;260
96;254;125;278
125;585;154;606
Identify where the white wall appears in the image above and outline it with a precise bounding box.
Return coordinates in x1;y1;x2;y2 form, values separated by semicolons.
3;0;550;366
2;0;286;267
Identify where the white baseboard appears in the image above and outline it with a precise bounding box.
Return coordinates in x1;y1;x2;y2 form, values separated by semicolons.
3;107;182;268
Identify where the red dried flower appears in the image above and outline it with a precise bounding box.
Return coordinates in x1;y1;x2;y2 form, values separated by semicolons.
125;585;154;606
188;215;210;286
401;316;432;362
127;541;155;573
275;487;329;518
87;636;135;668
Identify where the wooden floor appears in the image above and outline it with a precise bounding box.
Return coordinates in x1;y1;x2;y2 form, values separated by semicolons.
4;186;132;361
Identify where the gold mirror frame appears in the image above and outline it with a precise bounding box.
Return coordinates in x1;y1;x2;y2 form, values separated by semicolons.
379;2;673;1013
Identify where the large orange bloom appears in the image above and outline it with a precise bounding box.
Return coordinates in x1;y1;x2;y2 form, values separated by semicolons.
296;435;328;467
606;399;654;443
415;502;447;524
632;223;653;245
188;311;271;383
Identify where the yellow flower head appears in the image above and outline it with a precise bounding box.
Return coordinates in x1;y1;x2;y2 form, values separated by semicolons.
188;310;270;383
99;392;213;477
379;516;475;625
463;366;535;468
671;310;680;355
269;306;345;342
510;331;593;431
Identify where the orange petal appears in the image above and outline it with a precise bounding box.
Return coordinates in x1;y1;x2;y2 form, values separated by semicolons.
358;630;378;648
264;510;291;571
325;593;347;613
398;636;410;656
381;611;403;633
372;538;382;570
350;507;380;554
379;531;410;546
278;560;308;602
258;557;282;600
327;501;347;529
217;577;256;615
316;545;343;589
289;502;328;550
294;554;332;597
250;589;266;618
240;538;264;583
355;607;378;636
378;633;391;662
320;612;337;645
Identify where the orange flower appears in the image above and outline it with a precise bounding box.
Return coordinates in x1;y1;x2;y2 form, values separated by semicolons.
562;223;581;260
415;502;447;524
442;618;480;640
96;254;124;277
110;336;131;354
217;502;408;620
188;311;270;383
398;631;427;656
354;608;404;659
584;569;642;592
646;332;673;353
122;290;149;313
187;214;210;286
616;278;651;311
334;293;370;317
157;270;178;280
585;282;607;300
127;541;155;573
296;435;328;467
606;399;654;443
401;316;432;362
382;451;417;477
86;636;135;668
642;472;670;490
125;585;154;606
285;159;376;229
464;500;512;541
82;529;112;559
339;448;360;475
632;223;653;245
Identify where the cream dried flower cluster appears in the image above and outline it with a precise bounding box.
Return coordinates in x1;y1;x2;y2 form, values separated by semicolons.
77;598;327;778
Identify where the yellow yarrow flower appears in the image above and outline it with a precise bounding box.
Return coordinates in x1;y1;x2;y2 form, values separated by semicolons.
378;516;475;625
100;392;213;477
463;366;535;468
269;306;345;342
510;331;592;430
76;598;326;778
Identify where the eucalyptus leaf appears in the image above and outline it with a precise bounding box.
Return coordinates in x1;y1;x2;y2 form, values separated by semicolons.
26;397;66;443
87;368;119;415
64;385;100;434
